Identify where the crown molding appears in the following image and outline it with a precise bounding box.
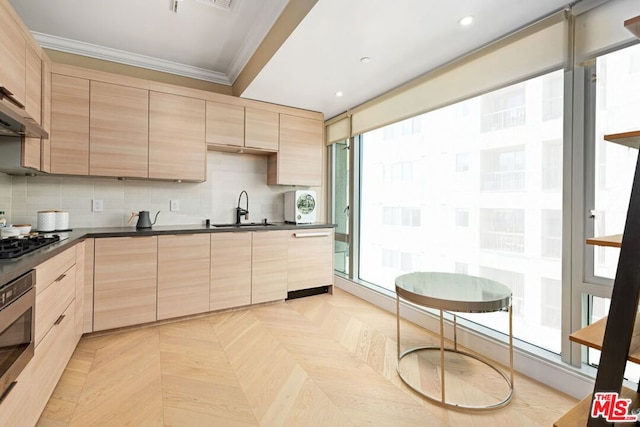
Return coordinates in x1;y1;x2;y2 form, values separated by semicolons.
226;0;290;83
33;32;232;85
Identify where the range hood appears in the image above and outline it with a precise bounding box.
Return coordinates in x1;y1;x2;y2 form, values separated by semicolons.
0;94;48;139
0;137;43;176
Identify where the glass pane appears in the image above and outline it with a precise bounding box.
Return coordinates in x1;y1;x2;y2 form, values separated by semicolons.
587;296;640;381
593;44;640;279
332;140;349;274
359;70;564;353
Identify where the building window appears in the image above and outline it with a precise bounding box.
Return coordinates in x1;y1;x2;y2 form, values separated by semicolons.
383;162;413;183
542;140;562;191
382;207;421;226
480;146;525;191
479;267;525;318
479;209;525;253
542;73;563;121
480;84;526;132
455;152;470;172
541;209;562;259
541;278;561;328
382;248;413;272
455;209;469;227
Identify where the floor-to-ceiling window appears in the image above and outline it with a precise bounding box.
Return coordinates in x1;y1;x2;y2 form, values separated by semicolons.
358;70;564;353
584;42;640;380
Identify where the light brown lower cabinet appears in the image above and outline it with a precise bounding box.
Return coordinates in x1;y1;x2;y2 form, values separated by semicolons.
210;232;252;310
93;236;158;331
287;228;334;292
251;230;289;304
0;243;82;426
157;234;210;320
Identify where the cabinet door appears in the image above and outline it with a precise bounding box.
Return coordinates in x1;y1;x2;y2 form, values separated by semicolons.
94;237;157;331
50;74;90;175
40;55;52;173
270;114;323;186
0;8;26;107
157;234;210;320
252;230;288;304
25;46;41;122
288;228;334;292
149;91;206;181
245;107;279;151
90;81;149;178
206;101;244;147
210;232;252;310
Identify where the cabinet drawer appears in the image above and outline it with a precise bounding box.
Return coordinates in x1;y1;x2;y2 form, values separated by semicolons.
31;301;76;425
35;245;76;295
35;264;76;346
0;301;76;427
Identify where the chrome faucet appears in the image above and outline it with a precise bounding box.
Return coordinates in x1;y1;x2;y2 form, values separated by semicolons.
236;190;249;225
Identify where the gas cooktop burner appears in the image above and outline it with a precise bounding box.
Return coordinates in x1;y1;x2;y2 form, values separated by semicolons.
0;235;61;260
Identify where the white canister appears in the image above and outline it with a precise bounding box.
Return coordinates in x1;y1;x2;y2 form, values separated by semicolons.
55;211;69;231
37;211;56;232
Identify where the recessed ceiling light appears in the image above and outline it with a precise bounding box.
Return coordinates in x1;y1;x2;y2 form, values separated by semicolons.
459;16;474;26
360;57;372;64
336;91;343;97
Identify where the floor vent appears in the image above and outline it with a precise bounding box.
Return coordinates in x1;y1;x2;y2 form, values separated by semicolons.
286;286;330;300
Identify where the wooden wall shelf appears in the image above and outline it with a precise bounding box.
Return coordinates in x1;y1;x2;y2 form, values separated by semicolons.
586;234;622;248
604;130;640;149
570;315;640;364
625;15;640;39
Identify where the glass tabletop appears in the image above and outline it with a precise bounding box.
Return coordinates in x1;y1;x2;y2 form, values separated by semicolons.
395;272;512;313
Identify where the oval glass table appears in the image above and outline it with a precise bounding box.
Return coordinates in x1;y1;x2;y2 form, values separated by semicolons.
395;272;514;411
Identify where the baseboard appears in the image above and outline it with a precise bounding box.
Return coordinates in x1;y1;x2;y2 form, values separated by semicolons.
334;275;594;399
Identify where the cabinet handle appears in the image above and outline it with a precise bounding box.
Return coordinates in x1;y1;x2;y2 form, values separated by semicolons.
55;273;66;282
0;381;17;404
54;314;66;325
294;232;330;238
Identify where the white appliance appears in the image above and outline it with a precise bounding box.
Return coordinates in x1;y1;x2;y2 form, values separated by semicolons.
284;190;317;224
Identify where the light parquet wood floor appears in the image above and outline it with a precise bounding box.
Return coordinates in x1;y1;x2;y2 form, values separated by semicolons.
37;288;578;426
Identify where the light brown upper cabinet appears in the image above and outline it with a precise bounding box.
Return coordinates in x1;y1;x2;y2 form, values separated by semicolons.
245;107;279;151
206;103;279;152
0;7;26;107
149;91;206;182
50;74;90;175
22;47;43;170
268;114;323;186
206;101;244;147
90;81;149;178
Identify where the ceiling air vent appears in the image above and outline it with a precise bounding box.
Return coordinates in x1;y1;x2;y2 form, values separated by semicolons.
196;0;233;10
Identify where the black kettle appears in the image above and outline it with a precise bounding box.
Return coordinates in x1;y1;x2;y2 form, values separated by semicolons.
129;211;160;229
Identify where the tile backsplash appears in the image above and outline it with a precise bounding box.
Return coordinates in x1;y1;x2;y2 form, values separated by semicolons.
0;151;313;229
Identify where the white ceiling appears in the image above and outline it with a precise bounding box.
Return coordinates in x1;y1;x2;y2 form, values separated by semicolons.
10;0;573;120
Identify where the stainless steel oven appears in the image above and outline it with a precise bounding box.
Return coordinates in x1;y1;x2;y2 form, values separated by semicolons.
0;270;35;402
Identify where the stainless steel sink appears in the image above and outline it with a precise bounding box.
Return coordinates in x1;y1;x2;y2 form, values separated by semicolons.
212;222;276;228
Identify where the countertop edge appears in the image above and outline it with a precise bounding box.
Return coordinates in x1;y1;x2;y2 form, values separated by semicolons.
0;223;336;284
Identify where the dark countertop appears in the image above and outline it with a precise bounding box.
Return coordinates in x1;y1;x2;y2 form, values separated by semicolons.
0;222;335;285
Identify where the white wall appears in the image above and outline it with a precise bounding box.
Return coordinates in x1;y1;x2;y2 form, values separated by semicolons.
0;151;306;229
